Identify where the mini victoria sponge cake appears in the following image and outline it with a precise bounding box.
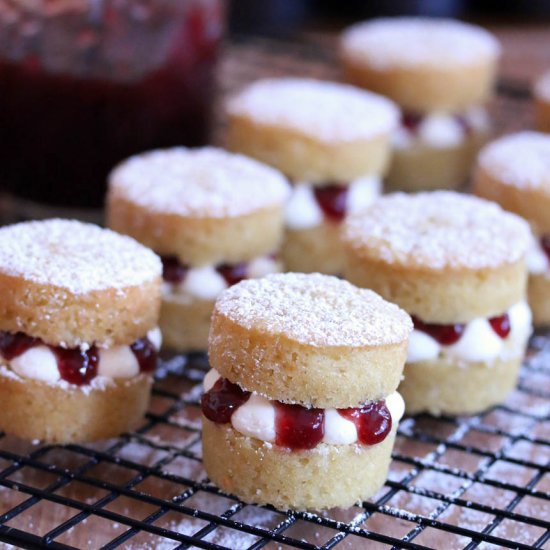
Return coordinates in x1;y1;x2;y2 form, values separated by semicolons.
474;132;550;326
343;192;532;415
107;147;290;351
203;273;412;510
340;17;500;113
0;219;162;442
340;18;498;192
226;78;398;274
534;70;550;133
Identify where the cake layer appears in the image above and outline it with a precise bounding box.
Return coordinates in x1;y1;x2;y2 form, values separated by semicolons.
529;273;550;326
107;147;290;265
341;17;500;112
387;123;488;192
0;370;151;443
399;356;522;416
343;192;530;323
209;273;412;407
0;219;161;347
534;71;550;133
202;418;397;511
226;78;398;182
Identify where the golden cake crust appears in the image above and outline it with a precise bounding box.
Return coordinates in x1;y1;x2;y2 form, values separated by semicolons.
0;219;161;347
345;254;526;325
227;115;393;184
209;273;411;407
0;371;151;443
399;356;522;416
202;419;396;511
160;294;214;352
529;273;550;326
535;98;550;134
107;147;290;265
343;192;530;323
226;78;398;182
108;197;285;266
386;130;488;192
534;71;550;133
341;18;500;112
282;223;345;275
474;132;550;234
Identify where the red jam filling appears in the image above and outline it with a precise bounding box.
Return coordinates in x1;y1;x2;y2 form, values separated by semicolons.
541;235;550;263
216;263;248;287
0;331;157;386
201;376;392;451
55;346;99;385
201;378;251;424
413;312;511;344
412;316;465;345
0;1;223;210
338;402;392;445
162;256;188;284
275;402;325;450
401;112;423;132
0;331;39;360
489;314;511;339
161;256;250;287
130;338;158;373
313;184;349;222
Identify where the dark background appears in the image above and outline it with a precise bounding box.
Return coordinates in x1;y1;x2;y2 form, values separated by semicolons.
229;0;550;36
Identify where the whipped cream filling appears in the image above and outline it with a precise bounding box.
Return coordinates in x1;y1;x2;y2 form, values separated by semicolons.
407;301;532;365
394;106;490;150
285;176;381;230
163;255;282;301
526;235;550;276
203;369;404;445
3;328;162;384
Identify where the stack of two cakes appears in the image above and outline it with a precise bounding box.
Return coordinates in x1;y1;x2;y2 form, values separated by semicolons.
0;219;163;443
201;273;412;510
343;192;533;415
107;147;290;352
226;77;399;275
341;18;500;191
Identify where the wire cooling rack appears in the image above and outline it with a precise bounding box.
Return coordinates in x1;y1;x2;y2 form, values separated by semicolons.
1;37;549;549
1;335;550;550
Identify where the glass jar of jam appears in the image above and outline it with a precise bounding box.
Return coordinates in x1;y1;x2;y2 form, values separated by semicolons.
0;0;224;218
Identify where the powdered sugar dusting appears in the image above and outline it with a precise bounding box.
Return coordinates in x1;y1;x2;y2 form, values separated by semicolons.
214;272;412;347
344;192;530;270
0;219;161;293
342;17;500;69
226;78;399;143
534;70;550;101
478;132;550;193
109;147;290;218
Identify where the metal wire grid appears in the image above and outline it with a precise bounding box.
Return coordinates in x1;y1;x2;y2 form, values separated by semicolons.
1;335;550;549
0;38;549;549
